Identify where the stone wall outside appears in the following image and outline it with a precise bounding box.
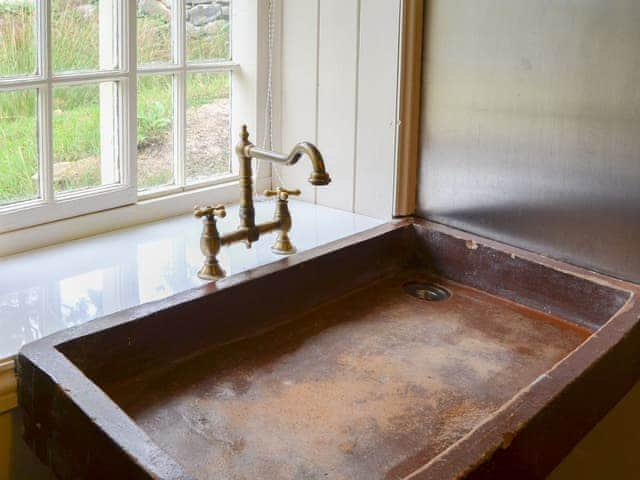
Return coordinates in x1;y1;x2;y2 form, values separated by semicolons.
139;0;230;34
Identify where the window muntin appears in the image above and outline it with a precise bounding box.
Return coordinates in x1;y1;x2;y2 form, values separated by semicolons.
0;0;238;230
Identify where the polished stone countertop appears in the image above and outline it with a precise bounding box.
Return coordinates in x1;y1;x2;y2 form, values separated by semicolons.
0;200;382;361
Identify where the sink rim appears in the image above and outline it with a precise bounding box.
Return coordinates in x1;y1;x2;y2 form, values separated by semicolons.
17;218;640;480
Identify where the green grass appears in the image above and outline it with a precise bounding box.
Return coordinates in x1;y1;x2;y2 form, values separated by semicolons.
52;0;101;72
0;2;36;78
0;90;38;204
0;0;230;202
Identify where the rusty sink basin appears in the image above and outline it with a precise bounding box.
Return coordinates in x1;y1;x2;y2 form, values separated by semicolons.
17;219;640;479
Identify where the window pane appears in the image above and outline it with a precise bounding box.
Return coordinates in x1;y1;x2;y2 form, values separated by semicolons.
52;0;118;73
0;89;39;205
186;1;230;62
53;82;120;195
186;72;231;184
137;0;172;65
137;75;174;192
0;0;37;78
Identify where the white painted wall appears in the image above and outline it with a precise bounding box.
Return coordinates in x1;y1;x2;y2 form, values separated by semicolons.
277;0;402;220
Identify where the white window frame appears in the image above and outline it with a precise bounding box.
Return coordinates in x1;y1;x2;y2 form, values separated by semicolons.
0;0;135;232
136;0;239;200
0;0;276;245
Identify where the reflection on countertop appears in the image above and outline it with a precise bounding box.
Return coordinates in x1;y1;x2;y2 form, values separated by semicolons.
0;200;382;360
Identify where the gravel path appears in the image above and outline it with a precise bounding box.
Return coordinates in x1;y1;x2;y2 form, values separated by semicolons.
137;98;231;187
51;99;231;190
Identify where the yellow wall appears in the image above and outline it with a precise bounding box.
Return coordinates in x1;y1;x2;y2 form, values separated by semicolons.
0;410;52;480
550;381;640;479
0;413;10;480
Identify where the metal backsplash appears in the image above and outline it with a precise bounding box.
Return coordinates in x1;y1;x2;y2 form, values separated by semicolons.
417;0;640;283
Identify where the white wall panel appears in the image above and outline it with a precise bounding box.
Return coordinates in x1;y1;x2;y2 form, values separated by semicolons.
354;0;401;219
277;0;319;202
314;0;360;210
279;0;402;219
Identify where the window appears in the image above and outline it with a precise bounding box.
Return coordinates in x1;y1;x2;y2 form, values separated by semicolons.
136;0;235;196
0;1;260;234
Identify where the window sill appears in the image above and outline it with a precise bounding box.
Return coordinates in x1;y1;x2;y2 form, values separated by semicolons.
0;176;270;258
0;177;269;415
0;199;383;402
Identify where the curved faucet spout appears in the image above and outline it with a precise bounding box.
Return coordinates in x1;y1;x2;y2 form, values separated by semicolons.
194;126;331;280
247;142;332;186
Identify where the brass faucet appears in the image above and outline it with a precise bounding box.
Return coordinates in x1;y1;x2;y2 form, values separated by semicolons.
193;125;331;280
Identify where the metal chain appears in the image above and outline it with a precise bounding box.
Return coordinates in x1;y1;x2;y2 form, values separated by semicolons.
255;0;285;197
262;0;275;151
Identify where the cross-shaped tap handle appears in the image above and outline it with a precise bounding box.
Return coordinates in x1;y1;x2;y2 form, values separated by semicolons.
193;204;227;219
263;187;302;201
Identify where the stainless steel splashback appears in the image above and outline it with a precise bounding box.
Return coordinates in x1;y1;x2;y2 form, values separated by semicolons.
417;0;640;283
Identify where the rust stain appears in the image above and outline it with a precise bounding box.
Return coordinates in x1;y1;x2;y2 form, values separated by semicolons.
110;270;589;480
501;431;516;449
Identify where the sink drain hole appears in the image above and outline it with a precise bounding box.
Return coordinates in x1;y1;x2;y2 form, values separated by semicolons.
403;281;451;302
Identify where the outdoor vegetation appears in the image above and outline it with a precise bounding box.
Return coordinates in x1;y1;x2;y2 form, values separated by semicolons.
0;0;230;204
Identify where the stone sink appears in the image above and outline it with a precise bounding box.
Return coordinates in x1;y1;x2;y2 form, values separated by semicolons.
17;219;640;479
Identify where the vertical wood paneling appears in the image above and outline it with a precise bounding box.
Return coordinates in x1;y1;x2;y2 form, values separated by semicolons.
354;0;402;219
279;0;402;218
315;0;360;211
277;0;319;201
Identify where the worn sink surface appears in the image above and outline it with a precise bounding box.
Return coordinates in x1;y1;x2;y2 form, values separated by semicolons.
112;272;587;479
18;220;640;480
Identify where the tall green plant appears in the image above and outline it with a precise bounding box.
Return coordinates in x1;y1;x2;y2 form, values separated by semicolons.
0;2;36;78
